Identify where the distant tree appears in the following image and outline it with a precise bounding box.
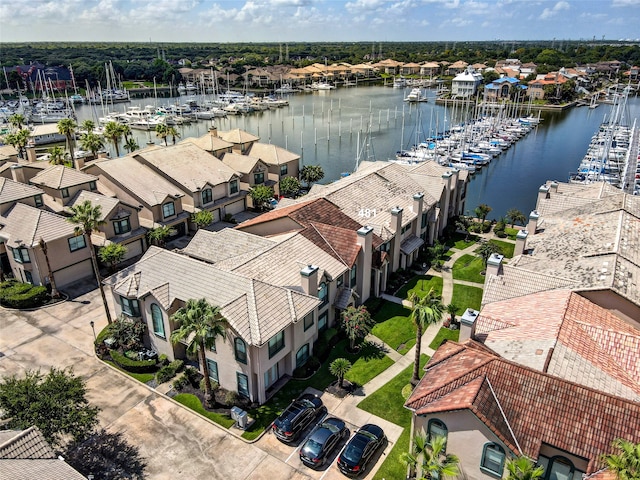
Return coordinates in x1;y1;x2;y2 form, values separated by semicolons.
98;243;128;273
57;118;78;168
341;305;374;351
249;184;274;211
80;132;105;159
80;119;96;133
279;176;301;197
329;358;352;389
506;456;545;480
64;429;146;480
155;123;169;146
104;121;125;157
483;70;500;84
4;128;30;159
8;113;26;130
409;289;443;386
48;145;68;165
474;204;492;223
300;164;325;187
602;438;640;480
124;137;139;153
506;208;526;228
191;210;214;230
476;241;504;271
0;367;100;448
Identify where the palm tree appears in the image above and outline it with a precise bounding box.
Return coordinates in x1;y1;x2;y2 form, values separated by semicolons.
474;203;492;223
329;358;352;389
191;210;213;230
409;289;444;386
170;298;227;408
104;121;125;157
38;238;60;299
67;200;112;324
120;123;132;143
506;208;527;229
8;113;26;131
166;126;180;145
5;129;31;159
602;438;640;480
80;119;95;134
477;241;503;272
445;303;457;326
455;216;471;241
123;137;139;154
47;145;67;166
79;132;104;159
155;123;169;146
57;118;78;168
506;456;545;480
402;434;459;480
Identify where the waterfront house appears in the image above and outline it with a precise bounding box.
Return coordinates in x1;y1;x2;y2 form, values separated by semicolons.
247;142;300;195
29;165;99;210
420;62;440;77
0;176;44;215
350;63;376;78
217;128;259;155
400;63;421;76
102;246;320;404
483;77;521;101
0;203;93;287
446;61;469;76
27;124;66;146
451;67;483;98
179;127;234;158
373;59;403;75
527;72;568;100
404;340;640;480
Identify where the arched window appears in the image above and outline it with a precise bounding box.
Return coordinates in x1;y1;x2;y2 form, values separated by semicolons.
151;304;165;338
427;419;448;446
234;338;247;364
296;344;310;368
318;282;328;307
481;443;506;477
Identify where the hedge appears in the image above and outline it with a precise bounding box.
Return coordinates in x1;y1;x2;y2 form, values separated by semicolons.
109;349;157;373
0;280;48;309
156;359;184;384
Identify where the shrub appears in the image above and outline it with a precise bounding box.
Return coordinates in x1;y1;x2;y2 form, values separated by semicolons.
109;350;157;373
157;354;168;366
169;359;184;372
155;359;185;384
223;390;238;406
184;366;201;387
108;317;146;351
172;374;189;391
199;378;219;393
223;213;237;224
0;280;48;309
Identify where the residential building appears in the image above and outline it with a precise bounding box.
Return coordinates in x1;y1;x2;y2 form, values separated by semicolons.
0;203;93;287
446;60;469;76
404;340;640;480
451;67;484;98
217;128;260;155
400;63;421;76
527;72;568;100
103;246;320;404
28;165;99;211
247;142;300;195
483;77;521;101
0;176;44;215
420;62;440;77
373;59;403;75
179;127;234;158
221;152;272;209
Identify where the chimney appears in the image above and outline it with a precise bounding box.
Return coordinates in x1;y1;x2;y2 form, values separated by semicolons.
25;145;37;163
537;184;550;205
459;308;480;342
549;181;559;193
300;265;319;296
390;206;403;272
356;226;373;303
412;193;424;236
10;164;26;184
75;156;85;170
486;253;504;277
514;230;528;256
98;152;109;159
440;171;453;233
527;210;540;234
209;126;218;138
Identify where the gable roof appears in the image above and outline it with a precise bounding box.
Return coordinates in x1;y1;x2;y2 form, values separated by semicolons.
0;202;76;248
217;128;259;144
0;177;43;205
0;427;55;459
67;190;121;220
182;228;277;264
30;165;97;189
180;134;234;153
476;290;640;401
221;152;264;174
248;142;300;166
103;246;319;346
405;340;640;474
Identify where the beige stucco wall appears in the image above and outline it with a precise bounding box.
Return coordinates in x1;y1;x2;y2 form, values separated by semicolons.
238;217;303;237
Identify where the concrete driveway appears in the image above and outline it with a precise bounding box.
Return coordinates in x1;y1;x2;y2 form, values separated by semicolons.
0;286;310;480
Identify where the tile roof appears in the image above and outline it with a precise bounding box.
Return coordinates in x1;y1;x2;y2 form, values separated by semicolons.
0;427;55;459
221;152;262;174
248;142;300;166
0;177;43;205
0;459;87;480
405;340;640;473
300;223;361;266
103;246;319;346
0;202;77;248
91;156;185;207
30;165;97;189
179;133;234;153
217;128;259;144
182;228;277;264
67;190;120;220
136;143;238;191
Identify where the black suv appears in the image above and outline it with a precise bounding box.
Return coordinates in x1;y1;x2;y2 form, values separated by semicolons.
272;393;325;443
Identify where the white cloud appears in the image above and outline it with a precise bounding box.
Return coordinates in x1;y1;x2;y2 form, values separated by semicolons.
539;0;569;19
612;0;640;6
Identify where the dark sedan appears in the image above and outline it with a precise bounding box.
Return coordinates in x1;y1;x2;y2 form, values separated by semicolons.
337;424;386;476
299;417;349;468
272;393;325;443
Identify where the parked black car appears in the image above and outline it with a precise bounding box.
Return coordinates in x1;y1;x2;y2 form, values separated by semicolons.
272;393;325;443
299;417;349;468
337;423;386;476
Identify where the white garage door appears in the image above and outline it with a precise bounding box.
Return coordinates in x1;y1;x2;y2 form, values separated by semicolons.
210;208;221;223
54;259;94;288
123;239;144;260
225;199;245;215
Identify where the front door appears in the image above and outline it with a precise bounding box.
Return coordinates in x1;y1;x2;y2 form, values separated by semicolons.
264;363;279;389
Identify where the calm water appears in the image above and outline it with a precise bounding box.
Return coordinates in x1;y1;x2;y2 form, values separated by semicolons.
74;86;640;220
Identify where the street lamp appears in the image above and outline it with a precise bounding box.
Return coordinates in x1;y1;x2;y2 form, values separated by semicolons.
89;320;96;341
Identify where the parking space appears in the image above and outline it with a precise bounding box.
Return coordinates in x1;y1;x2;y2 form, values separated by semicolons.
256;387;401;480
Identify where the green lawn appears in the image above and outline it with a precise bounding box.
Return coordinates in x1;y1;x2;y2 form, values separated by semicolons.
489;239;515;258
428;327;460;350
451;284;483;315
444;233;480;250
241;338;393;440
396;275;443;300
358;355;429;480
505;227;519;240
451;254;485;283
371;307;415;355
173;393;235;428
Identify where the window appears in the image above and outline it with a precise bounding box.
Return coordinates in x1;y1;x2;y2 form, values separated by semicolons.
34;194;43;207
428;419;448;445
230;179;239;195
254;171;264;185
337;274;344;288
318;311;328;332
296;344;310;368
303;312;314;331
280;164;288;176
237;372;249;398
113;218;131;235
540;456;577;480
380;242;390;253
234;338;247;364
350;264;357;288
318;282;328;307
89;181;97;191
268;331;285;358
24;270;33;284
402;224;411;234
68;235;86;252
120;296;140;317
11;247;30;264
481;443;506;477
151;304;165;338
162;202;175;218
61;188;69;198
209;340;216;353
422;211;428;228
201;188;213;205
206;359;219;383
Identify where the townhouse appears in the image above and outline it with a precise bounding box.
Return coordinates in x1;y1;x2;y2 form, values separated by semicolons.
246;142;301;195
451;67;484;98
28;165;100;212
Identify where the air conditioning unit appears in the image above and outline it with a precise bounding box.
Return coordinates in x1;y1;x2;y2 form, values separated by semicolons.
230;406;248;429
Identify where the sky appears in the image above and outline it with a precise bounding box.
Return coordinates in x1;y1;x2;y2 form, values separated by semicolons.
1;0;639;43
